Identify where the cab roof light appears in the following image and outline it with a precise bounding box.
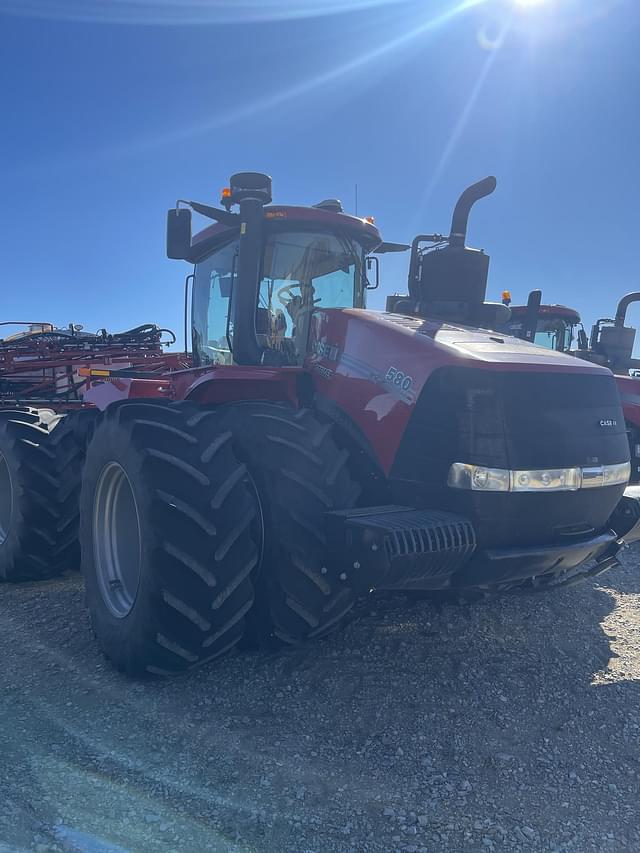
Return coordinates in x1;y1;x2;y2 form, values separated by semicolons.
220;186;233;210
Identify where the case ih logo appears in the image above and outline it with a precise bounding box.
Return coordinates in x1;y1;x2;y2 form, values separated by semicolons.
599;418;617;428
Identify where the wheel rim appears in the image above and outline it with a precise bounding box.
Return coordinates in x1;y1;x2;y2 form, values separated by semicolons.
93;462;141;618
0;453;13;546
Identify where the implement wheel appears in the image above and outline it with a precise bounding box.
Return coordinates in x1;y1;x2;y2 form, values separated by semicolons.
0;410;89;581
217;402;361;645
79;401;257;675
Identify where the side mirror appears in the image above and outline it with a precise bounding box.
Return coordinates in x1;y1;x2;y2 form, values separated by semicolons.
521;288;542;343
366;256;380;290
167;208;192;260
577;328;589;350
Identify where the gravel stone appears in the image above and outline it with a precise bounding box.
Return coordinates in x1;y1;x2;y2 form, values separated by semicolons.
0;549;639;851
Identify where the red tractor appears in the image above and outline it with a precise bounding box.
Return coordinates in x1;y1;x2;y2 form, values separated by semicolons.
501;292;640;482
1;172;639;677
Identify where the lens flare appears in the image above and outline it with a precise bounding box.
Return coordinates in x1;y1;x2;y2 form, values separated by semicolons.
513;0;552;7
0;0;409;25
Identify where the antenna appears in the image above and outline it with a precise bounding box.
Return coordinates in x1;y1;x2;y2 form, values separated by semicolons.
355;183;358;217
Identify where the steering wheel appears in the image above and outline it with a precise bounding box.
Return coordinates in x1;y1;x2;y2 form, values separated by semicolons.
277;282;321;308
277;282;300;307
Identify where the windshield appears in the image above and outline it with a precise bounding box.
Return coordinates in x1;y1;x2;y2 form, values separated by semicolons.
258;229;364;362
532;319;573;352
505;316;574;352
192;229;365;366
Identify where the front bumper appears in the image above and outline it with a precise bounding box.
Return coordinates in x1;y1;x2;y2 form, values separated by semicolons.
607;485;640;544
451;531;619;589
326;488;640;592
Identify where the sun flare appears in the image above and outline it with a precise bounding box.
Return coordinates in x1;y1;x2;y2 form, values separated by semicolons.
513;0;553;7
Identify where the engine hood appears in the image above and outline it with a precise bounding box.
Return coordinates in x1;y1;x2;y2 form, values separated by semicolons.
307;307;625;478
368;310;610;373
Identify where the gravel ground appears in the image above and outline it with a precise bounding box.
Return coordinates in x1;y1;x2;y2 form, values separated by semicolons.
0;548;639;853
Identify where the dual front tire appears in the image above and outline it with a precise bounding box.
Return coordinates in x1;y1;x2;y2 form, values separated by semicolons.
78;400;360;675
0;400;361;674
215;402;361;644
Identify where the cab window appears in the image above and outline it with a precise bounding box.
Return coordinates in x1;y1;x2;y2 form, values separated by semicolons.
257;230;363;363
192;238;239;365
533;320;570;352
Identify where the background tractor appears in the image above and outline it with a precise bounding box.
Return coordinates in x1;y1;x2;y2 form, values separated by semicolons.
500;293;640;482
1;171;639;677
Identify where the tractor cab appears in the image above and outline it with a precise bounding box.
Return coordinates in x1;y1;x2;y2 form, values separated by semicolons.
503;291;640;375
167;173;389;368
500;301;582;353
192;222;371;367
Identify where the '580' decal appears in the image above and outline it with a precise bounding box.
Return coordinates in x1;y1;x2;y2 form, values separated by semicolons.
385;367;413;391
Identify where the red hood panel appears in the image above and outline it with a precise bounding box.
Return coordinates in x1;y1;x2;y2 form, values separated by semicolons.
364;311;610;374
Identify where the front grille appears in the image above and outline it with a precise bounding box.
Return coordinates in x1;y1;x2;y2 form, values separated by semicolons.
391;367;629;547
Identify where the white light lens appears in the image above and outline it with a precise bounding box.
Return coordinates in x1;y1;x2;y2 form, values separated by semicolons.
581;467;604;489
510;467;581;492
448;463;509;492
472;468;489;489
448;461;630;492
603;462;631;486
584;461;631;489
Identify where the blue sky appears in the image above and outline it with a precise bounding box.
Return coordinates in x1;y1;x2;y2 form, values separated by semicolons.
1;0;638;346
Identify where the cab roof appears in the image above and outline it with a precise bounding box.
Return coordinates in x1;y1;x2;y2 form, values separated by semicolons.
190;204;382;262
509;303;581;324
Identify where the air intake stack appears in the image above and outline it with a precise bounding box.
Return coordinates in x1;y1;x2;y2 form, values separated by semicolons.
406;176;505;327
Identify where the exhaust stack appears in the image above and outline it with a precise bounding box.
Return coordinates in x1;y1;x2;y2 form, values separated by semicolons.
408;176;501;326
615;292;640;328
448;176;497;248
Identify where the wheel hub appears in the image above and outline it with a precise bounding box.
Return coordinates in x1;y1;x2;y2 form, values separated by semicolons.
93;461;141;618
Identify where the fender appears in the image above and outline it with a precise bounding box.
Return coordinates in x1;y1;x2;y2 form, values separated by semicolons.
181;365;303;407
313;391;390;505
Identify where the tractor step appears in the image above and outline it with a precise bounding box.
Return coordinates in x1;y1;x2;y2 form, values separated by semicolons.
325;505;477;591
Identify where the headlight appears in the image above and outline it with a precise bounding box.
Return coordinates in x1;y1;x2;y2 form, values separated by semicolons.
448;464;510;492
510;467;582;492
448;461;630;492
582;461;631;489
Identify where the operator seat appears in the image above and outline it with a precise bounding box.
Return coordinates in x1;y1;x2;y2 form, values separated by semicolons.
256;306;289;352
256;307;271;336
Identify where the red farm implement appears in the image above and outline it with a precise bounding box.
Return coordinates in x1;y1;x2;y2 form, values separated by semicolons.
0;321;184;411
